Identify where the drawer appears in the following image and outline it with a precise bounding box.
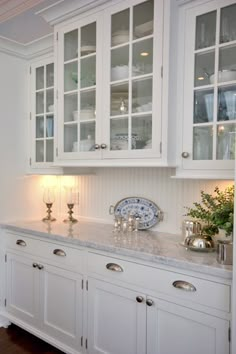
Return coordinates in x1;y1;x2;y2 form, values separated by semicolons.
88;252;230;313
6;232;83;271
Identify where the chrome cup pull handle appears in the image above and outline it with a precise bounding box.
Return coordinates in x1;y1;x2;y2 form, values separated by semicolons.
53;249;66;257
106;263;123;272
172;280;196;292
16;239;26;247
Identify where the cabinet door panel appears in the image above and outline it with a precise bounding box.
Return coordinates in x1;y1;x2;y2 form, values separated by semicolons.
88;278;146;354
147;297;229;354
40;264;83;350
6;253;40;327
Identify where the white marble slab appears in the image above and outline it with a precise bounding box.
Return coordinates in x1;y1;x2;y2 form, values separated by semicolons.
1;220;232;280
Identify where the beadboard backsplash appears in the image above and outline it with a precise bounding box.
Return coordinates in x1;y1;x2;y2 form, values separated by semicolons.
54;168;231;235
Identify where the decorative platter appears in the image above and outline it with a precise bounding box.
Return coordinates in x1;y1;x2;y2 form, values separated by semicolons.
113;197;161;230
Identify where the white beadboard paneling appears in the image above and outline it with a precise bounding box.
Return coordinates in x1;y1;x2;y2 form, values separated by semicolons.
53;168;232;235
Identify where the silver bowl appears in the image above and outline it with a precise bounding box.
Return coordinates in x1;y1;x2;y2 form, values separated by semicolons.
184;234;215;250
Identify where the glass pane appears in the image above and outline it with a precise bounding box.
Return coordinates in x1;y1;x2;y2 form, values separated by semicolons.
36;141;44;162
46;140;53;162
132;38;153;76
218;86;236;121
80;122;96;151
64;125;78;153
36;116;44;138
81;22;96;56
132;115;152;150
36;91;44;114
217;124;236;159
36;66;44;90
46;63;54;88
64;93;78;122
132;78;152;113
64;30;78;61
194;50;215;87
218;45;236;83
111;46;129;81
110;118;128;150
80;89;96;120
64;62;78;92
133;0;154;40
80;56;96;88
195;11;216;50
194;89;214;123
193;126;213;160
220;4;236;43
46;89;54;113
110;82;129;116
111;9;129;47
46;115;54;138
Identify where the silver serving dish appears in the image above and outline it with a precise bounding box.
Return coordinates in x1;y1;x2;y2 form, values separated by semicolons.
180;234;215;252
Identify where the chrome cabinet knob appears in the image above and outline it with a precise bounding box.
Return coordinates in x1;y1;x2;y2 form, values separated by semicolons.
181;152;189;158
32;263;38;268
37;264;44;270
16;239;26;247
94;144;100;150
136;296;144;303
146;299;153;306
101;143;107;149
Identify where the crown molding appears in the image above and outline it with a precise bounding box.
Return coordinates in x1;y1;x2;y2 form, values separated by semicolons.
0;33;53;60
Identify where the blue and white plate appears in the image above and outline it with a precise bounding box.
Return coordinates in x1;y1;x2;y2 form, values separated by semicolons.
114;197;161;230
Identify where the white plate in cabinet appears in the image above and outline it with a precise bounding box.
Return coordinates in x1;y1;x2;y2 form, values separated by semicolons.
88;252;230;313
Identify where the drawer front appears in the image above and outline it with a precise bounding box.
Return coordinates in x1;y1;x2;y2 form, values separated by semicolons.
6;232;83;270
88;252;230;313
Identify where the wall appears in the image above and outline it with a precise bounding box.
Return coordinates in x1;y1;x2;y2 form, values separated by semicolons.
0;51;43;222
50;168;232;235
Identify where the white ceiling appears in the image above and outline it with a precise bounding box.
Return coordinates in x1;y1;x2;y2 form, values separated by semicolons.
0;0;62;44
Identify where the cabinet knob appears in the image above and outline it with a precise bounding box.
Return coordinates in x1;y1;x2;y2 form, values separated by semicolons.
94;144;100;150
172;280;196;292
32;263;38;268
136;296;144;303
16;239;26;247
37;264;44;270
101;143;107;149
146;299;153;306
106;263;123;272
181;152;189;158
53;249;66;257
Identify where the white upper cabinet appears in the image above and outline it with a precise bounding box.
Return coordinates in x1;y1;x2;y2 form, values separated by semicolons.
55;0;171;167
176;0;236;179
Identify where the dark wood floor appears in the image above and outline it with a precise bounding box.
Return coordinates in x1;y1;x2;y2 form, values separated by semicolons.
0;324;64;353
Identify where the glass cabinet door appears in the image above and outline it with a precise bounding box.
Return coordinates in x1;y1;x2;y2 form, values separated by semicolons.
33;61;55;164
189;1;236;165
62;21;97;155
103;0;162;158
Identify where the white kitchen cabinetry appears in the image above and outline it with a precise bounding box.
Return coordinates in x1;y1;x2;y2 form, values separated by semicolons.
175;0;236;179
6;235;83;353
55;0;172;167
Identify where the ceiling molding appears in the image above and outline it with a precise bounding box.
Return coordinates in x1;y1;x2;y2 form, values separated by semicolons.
0;0;46;23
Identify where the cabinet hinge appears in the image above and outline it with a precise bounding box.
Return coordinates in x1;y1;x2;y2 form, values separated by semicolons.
81;279;84;289
161;66;163;78
86;280;88;291
4;299;6;307
85;338;88;349
228;327;231;342
29;66;32;74
56;32;58;41
160;142;162;154
81;336;83;347
29;158;32;166
5;254;7;263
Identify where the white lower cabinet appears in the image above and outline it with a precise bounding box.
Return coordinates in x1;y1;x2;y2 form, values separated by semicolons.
6;252;83;353
147;296;229;354
87;278;146;354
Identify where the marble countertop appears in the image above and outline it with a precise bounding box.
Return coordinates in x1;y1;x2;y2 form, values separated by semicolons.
1;220;232;280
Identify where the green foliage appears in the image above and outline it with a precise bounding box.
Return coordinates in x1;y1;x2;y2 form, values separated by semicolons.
185;185;234;236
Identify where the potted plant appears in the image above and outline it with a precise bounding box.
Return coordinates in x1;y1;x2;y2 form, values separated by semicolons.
185;185;234;238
